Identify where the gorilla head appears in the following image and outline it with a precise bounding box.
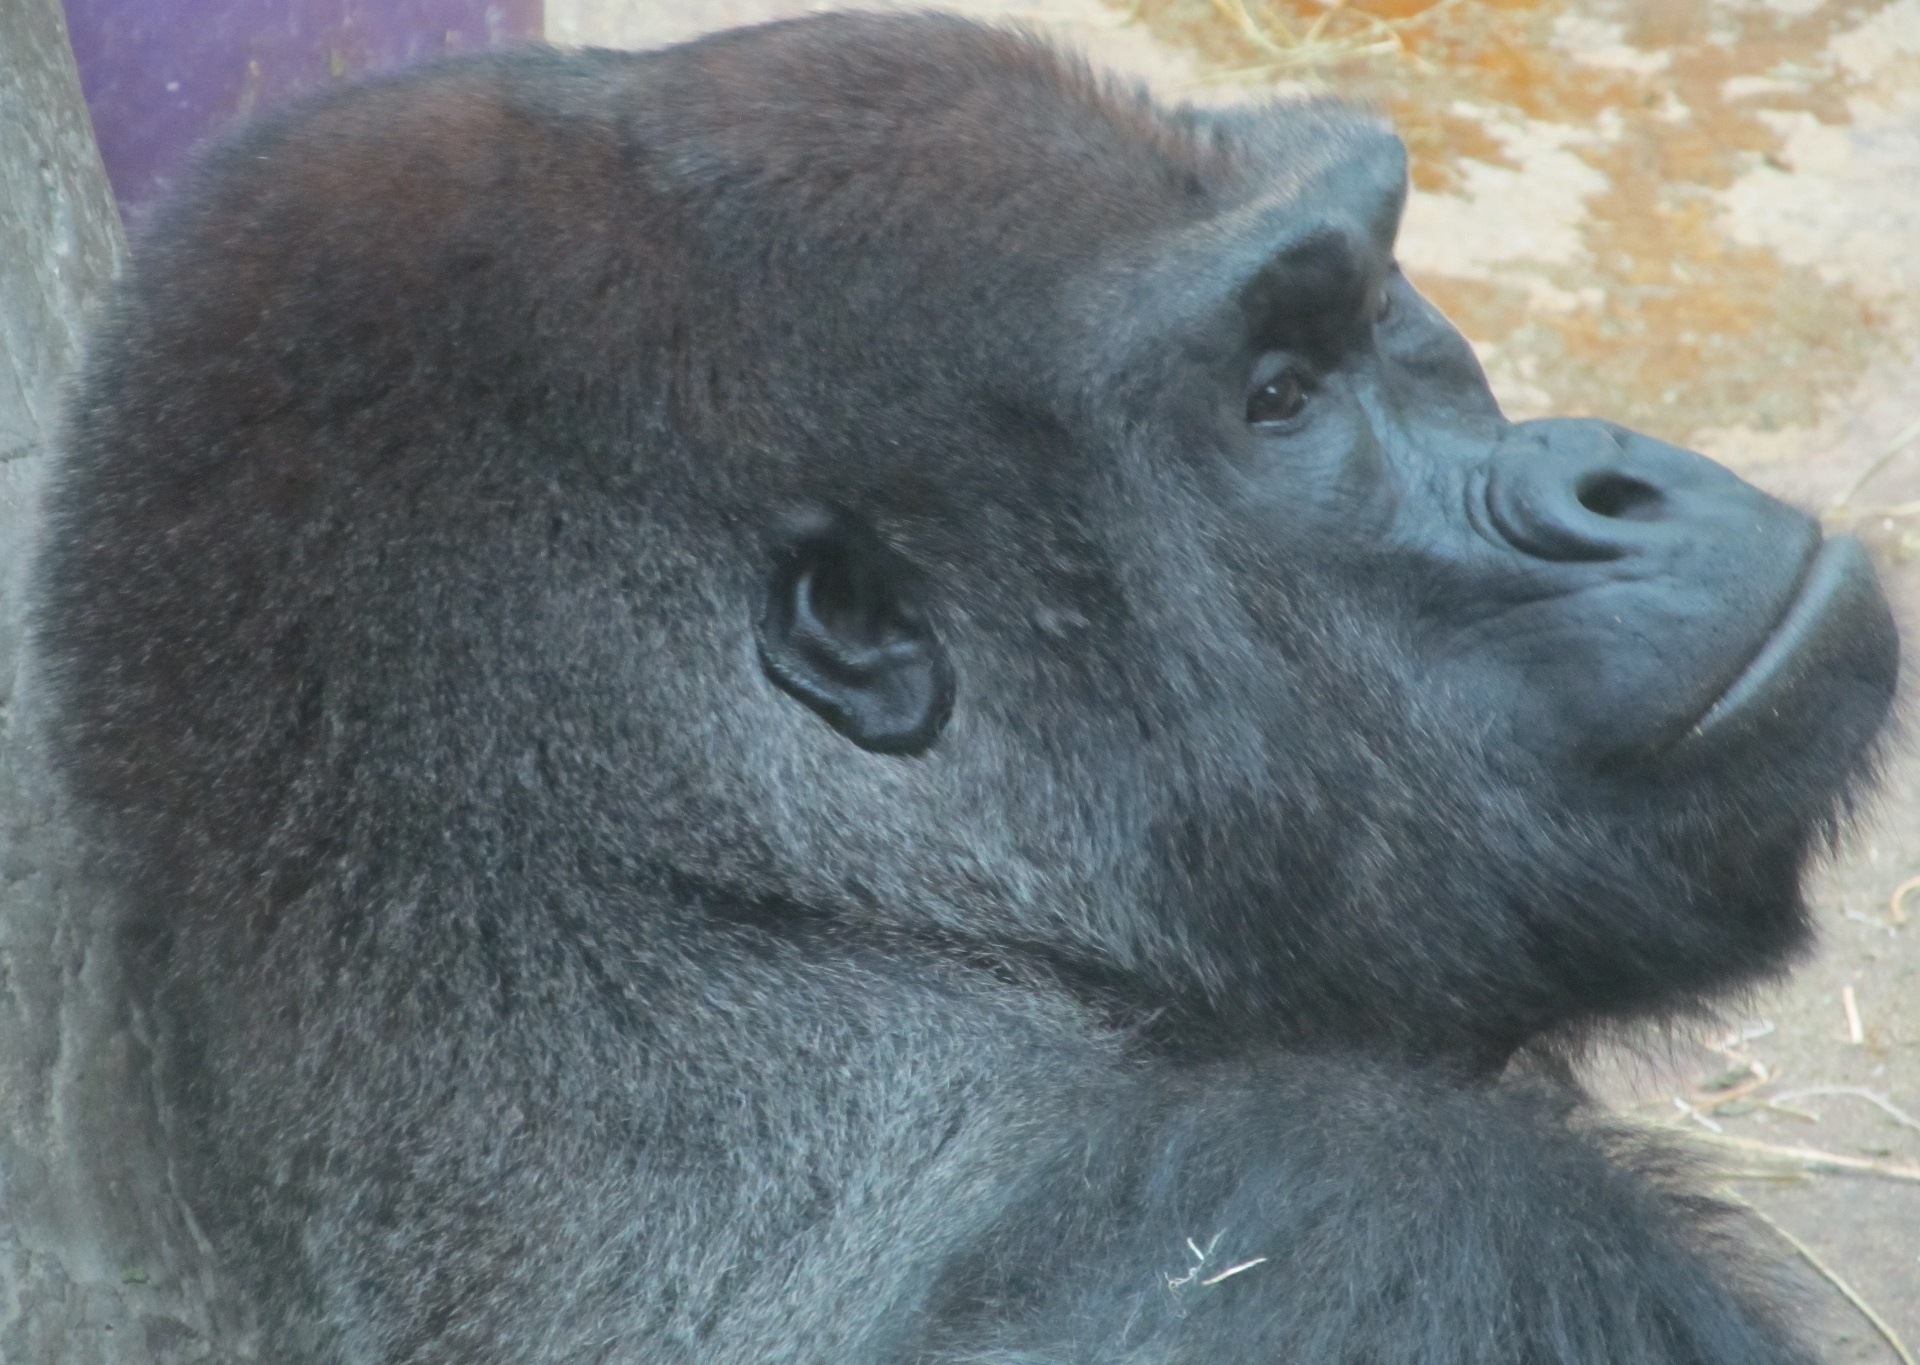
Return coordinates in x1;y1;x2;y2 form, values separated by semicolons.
36;12;1897;1362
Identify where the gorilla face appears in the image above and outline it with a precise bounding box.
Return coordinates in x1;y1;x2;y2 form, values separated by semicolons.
756;113;1896;1057
1043;133;1894;783
1209;200;1891;778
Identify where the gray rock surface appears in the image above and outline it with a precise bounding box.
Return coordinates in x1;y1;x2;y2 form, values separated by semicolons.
0;2;245;1358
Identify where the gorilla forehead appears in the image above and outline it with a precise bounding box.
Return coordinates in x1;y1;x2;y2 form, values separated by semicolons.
649;14;1394;246
638;15;1404;378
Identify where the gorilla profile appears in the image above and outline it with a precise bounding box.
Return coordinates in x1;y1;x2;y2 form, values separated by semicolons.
35;12;1899;1363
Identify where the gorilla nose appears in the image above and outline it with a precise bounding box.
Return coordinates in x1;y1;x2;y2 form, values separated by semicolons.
1481;418;1799;564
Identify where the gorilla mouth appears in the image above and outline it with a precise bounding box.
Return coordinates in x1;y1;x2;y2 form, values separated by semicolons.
1688;535;1897;744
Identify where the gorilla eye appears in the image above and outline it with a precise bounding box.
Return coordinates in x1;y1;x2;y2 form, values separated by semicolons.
1247;373;1308;425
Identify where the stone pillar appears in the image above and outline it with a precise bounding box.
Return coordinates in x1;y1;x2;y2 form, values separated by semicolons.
0;3;243;1359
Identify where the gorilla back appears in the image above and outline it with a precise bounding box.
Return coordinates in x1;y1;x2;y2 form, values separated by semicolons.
36;13;1897;1364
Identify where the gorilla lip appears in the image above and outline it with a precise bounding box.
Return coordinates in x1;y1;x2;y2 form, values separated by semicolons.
1688;535;1894;743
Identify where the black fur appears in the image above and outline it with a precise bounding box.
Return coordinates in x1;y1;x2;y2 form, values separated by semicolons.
36;13;1898;1362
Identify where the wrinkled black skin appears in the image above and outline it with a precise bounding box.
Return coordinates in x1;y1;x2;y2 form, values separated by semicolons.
35;13;1899;1364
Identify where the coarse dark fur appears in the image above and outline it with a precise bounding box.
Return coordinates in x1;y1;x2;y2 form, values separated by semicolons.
35;12;1899;1363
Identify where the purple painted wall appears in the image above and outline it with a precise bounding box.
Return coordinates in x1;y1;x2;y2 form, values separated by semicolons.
65;0;542;216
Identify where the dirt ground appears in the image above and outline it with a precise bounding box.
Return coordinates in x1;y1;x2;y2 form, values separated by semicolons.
555;0;1920;1351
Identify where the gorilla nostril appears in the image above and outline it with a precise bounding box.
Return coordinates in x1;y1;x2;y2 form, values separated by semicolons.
1576;472;1663;521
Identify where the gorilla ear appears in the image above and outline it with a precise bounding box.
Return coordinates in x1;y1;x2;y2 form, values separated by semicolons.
757;509;954;756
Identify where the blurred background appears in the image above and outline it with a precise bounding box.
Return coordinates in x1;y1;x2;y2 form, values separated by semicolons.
52;0;1920;1356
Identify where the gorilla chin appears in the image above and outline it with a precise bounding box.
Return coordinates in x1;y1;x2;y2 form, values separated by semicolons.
34;12;1900;1364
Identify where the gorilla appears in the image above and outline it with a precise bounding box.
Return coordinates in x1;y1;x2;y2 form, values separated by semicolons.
34;11;1899;1363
